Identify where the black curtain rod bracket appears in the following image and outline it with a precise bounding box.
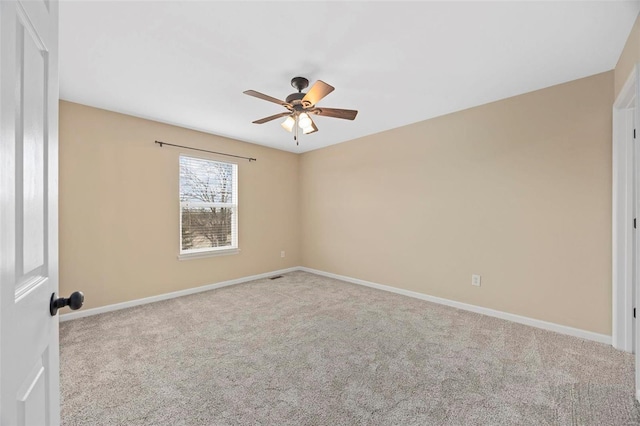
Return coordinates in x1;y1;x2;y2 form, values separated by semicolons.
155;140;256;162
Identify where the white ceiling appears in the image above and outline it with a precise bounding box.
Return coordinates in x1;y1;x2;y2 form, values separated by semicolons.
59;1;640;154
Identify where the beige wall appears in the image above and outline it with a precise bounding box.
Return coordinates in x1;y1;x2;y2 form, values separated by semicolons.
59;101;300;310
61;71;615;333
615;12;640;99
300;72;613;335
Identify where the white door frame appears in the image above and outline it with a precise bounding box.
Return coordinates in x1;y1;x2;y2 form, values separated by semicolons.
613;64;639;355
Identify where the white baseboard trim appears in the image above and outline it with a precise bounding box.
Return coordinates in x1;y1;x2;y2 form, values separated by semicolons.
59;267;299;322
299;267;612;346
61;265;613;346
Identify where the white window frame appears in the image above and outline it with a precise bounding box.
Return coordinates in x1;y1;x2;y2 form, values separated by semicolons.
178;155;239;260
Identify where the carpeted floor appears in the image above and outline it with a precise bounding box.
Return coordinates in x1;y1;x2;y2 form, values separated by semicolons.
60;271;640;425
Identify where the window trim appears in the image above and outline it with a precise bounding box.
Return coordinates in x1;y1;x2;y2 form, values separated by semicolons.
178;247;241;261
178;154;239;258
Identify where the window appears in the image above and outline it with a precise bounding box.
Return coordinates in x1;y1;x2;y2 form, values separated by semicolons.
179;155;238;257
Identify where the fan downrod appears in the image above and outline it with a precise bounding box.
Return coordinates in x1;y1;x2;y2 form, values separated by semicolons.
291;77;309;93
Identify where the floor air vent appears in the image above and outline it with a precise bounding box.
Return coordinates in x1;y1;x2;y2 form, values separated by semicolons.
269;275;283;280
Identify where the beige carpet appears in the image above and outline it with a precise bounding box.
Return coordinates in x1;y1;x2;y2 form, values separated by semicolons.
60;271;640;425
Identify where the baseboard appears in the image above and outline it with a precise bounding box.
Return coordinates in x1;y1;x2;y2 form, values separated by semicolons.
299;267;612;346
61;265;613;346
59;267;299;322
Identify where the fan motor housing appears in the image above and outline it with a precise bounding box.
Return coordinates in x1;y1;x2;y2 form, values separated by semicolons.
285;92;305;104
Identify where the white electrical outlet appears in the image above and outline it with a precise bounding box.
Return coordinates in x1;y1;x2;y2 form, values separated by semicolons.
472;274;481;287
281;251;285;258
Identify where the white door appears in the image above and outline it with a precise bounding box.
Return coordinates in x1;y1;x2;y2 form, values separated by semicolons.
1;0;61;424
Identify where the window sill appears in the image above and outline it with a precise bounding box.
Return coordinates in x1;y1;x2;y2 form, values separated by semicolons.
178;248;240;261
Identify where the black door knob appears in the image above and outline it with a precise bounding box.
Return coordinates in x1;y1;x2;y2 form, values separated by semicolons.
50;291;84;316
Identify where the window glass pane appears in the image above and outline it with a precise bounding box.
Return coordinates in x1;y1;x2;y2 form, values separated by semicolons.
181;207;234;250
180;157;234;204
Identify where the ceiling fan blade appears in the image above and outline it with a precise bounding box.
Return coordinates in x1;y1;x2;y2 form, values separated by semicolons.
244;90;290;107
252;112;290;124
314;107;358;120
302;80;335;106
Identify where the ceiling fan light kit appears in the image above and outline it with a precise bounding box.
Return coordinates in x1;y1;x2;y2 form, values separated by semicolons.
298;113;312;129
281;115;296;132
244;76;358;146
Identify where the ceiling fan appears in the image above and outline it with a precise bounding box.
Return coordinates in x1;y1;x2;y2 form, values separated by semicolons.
244;77;358;145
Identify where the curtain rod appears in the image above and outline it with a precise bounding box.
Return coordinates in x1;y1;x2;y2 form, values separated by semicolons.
154;140;257;162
